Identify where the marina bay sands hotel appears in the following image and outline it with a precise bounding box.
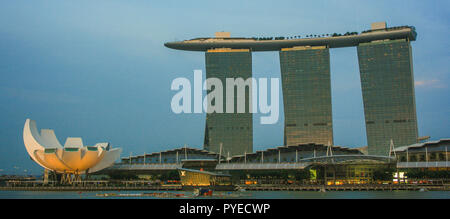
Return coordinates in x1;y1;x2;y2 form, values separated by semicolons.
165;22;419;157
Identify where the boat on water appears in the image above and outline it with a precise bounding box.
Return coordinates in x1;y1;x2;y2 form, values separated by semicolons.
194;188;213;197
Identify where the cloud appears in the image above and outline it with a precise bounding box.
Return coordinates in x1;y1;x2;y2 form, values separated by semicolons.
415;79;446;88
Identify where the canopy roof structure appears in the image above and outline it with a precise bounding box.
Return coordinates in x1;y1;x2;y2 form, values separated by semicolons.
23;118;122;174
394;139;450;152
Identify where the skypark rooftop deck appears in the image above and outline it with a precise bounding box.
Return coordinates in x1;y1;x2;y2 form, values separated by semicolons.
164;26;416;52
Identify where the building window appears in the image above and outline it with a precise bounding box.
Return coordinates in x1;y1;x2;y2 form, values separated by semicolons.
419;154;425;162
438;153;445;161
399;156;406;162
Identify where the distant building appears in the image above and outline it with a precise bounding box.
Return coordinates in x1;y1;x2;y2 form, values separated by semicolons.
117;144;364;166
165;22;419;156
280;46;333;146
358;39;418;155
203;48;253;157
395;139;449;169
23;119;122;184
178;168;232;187
107;143;397;184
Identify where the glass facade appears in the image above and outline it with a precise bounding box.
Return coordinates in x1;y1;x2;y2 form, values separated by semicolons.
396;140;449;163
178;169;232;186
279;46;333;146
357;39;418;156
322;163;394;185
204;49;253;157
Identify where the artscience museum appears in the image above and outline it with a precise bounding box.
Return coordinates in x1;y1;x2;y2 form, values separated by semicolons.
23;119;122;183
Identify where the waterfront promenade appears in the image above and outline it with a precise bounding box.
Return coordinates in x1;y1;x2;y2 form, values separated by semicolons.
1;183;448;192
0;185;182;192
240;184;449;192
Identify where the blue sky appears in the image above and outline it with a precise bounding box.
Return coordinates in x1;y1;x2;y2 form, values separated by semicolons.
0;0;449;175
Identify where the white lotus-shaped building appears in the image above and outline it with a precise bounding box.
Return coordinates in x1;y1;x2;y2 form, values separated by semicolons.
23;118;122;174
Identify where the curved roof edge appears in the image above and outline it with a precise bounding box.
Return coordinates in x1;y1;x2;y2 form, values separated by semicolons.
394;138;450;152
165;26;416;52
